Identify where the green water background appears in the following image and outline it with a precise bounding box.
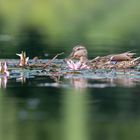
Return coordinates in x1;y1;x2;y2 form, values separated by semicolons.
0;0;140;58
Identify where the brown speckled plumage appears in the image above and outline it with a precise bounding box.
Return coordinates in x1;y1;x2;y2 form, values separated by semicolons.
69;45;140;69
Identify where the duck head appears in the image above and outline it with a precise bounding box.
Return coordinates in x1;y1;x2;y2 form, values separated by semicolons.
69;45;88;63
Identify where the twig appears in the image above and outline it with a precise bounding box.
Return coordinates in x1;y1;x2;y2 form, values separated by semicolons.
44;52;64;67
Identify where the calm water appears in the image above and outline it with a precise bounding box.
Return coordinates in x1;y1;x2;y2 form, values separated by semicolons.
1;0;140;139
0;58;140;140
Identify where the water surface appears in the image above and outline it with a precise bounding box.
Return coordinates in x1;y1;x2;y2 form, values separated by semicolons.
1;59;140;140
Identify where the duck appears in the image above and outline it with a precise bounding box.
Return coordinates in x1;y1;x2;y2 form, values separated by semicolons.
69;45;140;69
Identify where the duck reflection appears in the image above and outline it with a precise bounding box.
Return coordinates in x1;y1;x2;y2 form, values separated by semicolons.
104;77;138;87
71;78;88;89
70;78;114;89
70;76;139;89
0;76;8;89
